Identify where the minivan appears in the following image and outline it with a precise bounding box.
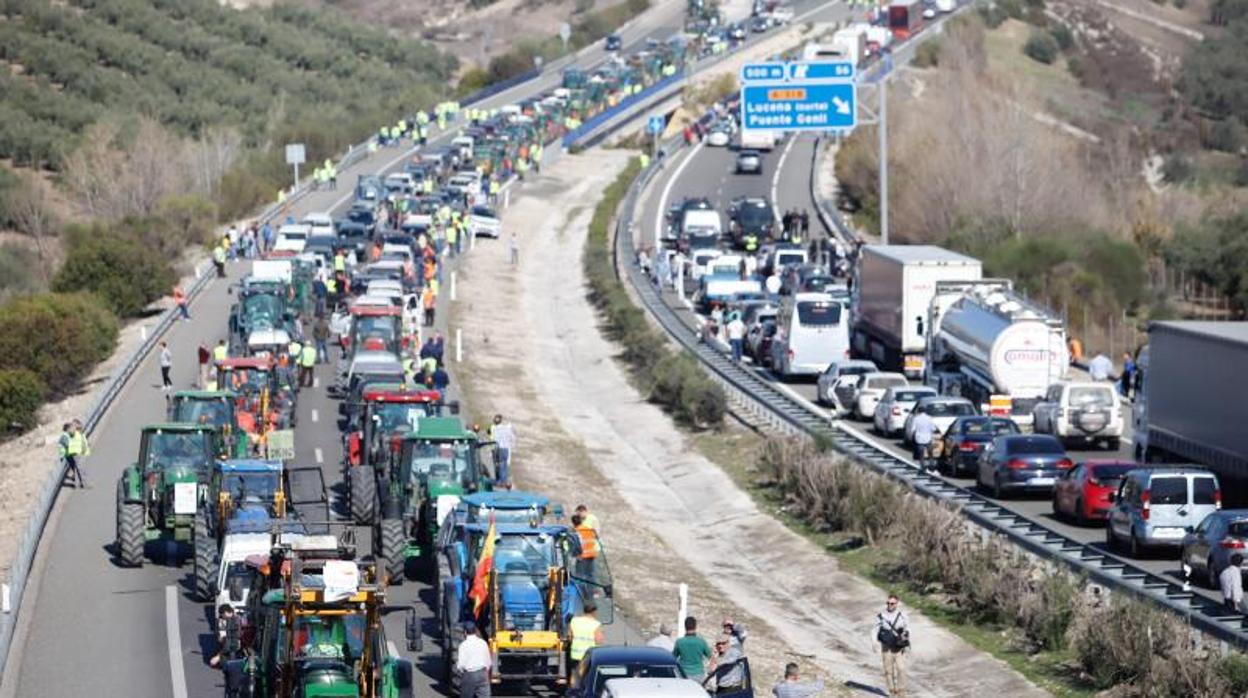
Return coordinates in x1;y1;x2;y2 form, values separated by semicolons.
1107;467;1222;557
769;292;850;379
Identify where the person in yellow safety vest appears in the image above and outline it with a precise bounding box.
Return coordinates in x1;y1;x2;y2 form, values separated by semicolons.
398;119;407;137
287;339;302;362
60;419;91;488
489;179;500;202
744;234;759;252
446;224;459;257
298;342;316;388
423;177;434;194
402;355;417;385
368;140;379;154
574;504;600;532
419;125;428;144
334;250;346;274
568;602;604;664
277;188;287;204
640;153;650;169
214;339;229;362
327;165;337;190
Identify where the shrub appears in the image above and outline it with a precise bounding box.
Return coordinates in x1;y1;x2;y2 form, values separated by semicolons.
0;243;44;300
53;227;175;317
1049;22;1074;51
1023;30;1059;64
0;368;46;433
1235;158;1248;187
1162;153;1194;183
978;4;1008;27
0;292;118;395
1205;117;1245;153
913;40;942;68
455;68;491;98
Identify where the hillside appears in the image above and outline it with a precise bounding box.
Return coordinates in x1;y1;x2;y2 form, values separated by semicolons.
0;0;457;169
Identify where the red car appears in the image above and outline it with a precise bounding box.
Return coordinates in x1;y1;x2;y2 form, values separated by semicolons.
1052;460;1138;525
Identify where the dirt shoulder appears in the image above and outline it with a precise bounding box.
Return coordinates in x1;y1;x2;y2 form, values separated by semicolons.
450;148;1049;696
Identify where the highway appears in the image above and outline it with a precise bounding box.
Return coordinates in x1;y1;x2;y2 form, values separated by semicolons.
4;5;686;696
635;127;1238;614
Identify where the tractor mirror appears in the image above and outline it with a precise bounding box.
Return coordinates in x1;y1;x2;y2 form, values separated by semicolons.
448;400;461;415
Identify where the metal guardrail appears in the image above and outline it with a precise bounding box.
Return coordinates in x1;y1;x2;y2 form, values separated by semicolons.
614;149;1248;649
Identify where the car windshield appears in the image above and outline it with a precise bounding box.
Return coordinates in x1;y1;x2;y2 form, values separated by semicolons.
221;368;269;394
373;402;432;434
221;561;253;603
352;315;399;344
348;209;374;224
277;614;366;664
893;390;933;403
1088;463;1135;480
592;664;682;694
222;472;280;502
491;533;558;583
146;432;210;469
924;401;975;417
961;419;1017;436
472;206;496;218
1008;438;1064;455
797;301;841;326
243;294;284;329
736;202;772;227
868;376;907;390
1149;477;1188;505
1068;386;1114;408
172;397;233;428
804;276;835;292
408;441;473;486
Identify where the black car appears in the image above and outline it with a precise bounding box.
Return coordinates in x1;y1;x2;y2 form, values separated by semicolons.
605;33;622;51
567;646;685;698
728;196;774;247
977;433;1072;498
937;416;1019;477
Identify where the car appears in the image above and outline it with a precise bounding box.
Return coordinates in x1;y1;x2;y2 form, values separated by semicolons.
977;434;1072;498
566;646;686;698
1032;381;1124;449
873;385;938;438
1181;510;1248;589
1053;459;1138;526
605;33;623;51
816;359;878;412
936;416;1019;477
384;172;414;196
707;126;731;147
902;396;977;445
602;678;711;698
469;205;501;238
749;15;770;32
300;212;334;236
746;317;777;366
727;197;775;248
728;22;747;40
689;248;722;280
274;224;310;253
1107;467;1221;557
736;149;762;174
853;372;908;420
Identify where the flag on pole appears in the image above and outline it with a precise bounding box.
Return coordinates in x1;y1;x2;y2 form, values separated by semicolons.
469;516;497;618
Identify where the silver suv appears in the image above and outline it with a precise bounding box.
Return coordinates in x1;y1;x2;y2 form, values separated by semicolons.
1106;467;1221;558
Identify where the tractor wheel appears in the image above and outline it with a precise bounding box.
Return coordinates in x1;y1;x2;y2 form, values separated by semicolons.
116;480;145;568
379;517;405;585
349;467;378;526
194;512;219;602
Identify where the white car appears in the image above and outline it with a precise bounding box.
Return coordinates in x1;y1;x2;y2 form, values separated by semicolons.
816;359;879;413
300;213;334;236
706;128;731;147
469;205;501;238
873;385;938;437
214;532;272;621
736;149;762;174
274;224;311;253
384;172;414;195
689;248;722;280
902;396;977;445
1032;381;1124;449
854;372;908;420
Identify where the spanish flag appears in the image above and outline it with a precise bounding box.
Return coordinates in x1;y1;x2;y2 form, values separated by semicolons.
468;517;497;618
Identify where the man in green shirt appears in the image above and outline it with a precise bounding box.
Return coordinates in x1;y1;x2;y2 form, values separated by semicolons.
672;616;712;684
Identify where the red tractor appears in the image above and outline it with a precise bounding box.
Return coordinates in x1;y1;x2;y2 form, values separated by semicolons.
343;387;445;524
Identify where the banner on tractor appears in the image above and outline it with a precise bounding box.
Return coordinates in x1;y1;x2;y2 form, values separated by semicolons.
266;430;296;460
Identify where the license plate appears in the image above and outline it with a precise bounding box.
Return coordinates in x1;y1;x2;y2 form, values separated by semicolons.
1153;527;1186;539
1028;477;1055;487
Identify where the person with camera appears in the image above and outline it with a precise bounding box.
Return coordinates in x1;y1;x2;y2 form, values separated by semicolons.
873;594;910;697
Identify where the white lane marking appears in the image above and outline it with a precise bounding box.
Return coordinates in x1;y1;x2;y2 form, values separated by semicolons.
313;377;320;388
654;142;705;250
311;409;319;423
166;585;189;698
315;448;324;464
770;134;799;224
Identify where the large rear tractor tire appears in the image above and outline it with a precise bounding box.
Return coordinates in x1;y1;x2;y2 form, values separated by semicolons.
194;511;219;602
349;467;378;526
379;517;405;585
116;480;145;568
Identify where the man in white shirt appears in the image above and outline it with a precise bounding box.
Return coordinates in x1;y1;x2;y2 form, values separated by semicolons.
910;411;937;471
727;313;747;363
490;414;517;485
647;622;675;651
1088;353;1114;381
1221;554;1245;613
456;623;492;698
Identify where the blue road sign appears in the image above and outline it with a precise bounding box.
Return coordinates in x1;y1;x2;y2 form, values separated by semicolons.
741;82;857;132
787;61;855;81
740;62;786;82
648;115;665;135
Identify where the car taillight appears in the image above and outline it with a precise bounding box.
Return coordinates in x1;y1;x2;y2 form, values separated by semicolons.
1141;490;1150;521
1057;458;1073;469
844;349;851;359
891;406;901;416
1216;489;1223;509
1221;539;1246;549
787;349;795;360
1007;458;1029;470
958;442;978;452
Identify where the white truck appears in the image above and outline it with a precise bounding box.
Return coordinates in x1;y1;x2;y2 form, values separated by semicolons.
803;30;867;67
851;245;982;377
1133;322;1248;497
924;279;1068;427
739;129;776;151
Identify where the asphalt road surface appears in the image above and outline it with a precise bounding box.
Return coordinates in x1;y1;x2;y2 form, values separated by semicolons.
638;130;1231;613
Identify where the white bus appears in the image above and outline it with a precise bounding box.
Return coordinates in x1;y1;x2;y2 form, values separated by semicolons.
770;291;850;379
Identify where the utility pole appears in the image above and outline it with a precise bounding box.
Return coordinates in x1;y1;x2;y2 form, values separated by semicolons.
878;75;889;245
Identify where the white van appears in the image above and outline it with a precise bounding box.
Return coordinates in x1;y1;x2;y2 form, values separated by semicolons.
274;224;311;253
769;292;850;379
601;678;710;698
682;209;723;240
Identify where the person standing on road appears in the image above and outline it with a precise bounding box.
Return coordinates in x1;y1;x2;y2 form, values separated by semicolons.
197;343;211;389
910;410;937;472
568;602;605;665
508;233;519;266
159;341;173;391
298;342;316;388
422;286;437;328
726;313;747;363
214;339;228;362
213;242;227;278
1221;554;1245;613
313;315;331;365
575;504;600;533
209;604;241;668
173;286;190;321
673;616;713;685
647;623;675;651
1088;352;1113;381
60;419;90;488
490;414;516;484
772;662;824;698
455;622;492;698
874;594;909;697
1120;351;1136;399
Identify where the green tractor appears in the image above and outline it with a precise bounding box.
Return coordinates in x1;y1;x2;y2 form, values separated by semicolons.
114;424;218;569
354;417;493;584
168;389;250;458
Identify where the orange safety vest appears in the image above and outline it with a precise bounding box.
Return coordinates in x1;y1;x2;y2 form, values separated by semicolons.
576;524;599;559
422;290;436;310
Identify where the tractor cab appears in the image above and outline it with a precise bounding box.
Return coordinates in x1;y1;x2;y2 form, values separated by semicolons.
345;387;445;468
224;552;418;698
454;491;559;527
230;290;292;351
342;304;404;357
393;418;490;510
168;390;248;458
214;357;295;433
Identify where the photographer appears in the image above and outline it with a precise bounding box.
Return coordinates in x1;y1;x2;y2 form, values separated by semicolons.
873;594;909;697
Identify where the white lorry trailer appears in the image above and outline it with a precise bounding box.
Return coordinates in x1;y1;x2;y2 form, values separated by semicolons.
924;279;1068;427
1133;321;1248;503
851;245;982;377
